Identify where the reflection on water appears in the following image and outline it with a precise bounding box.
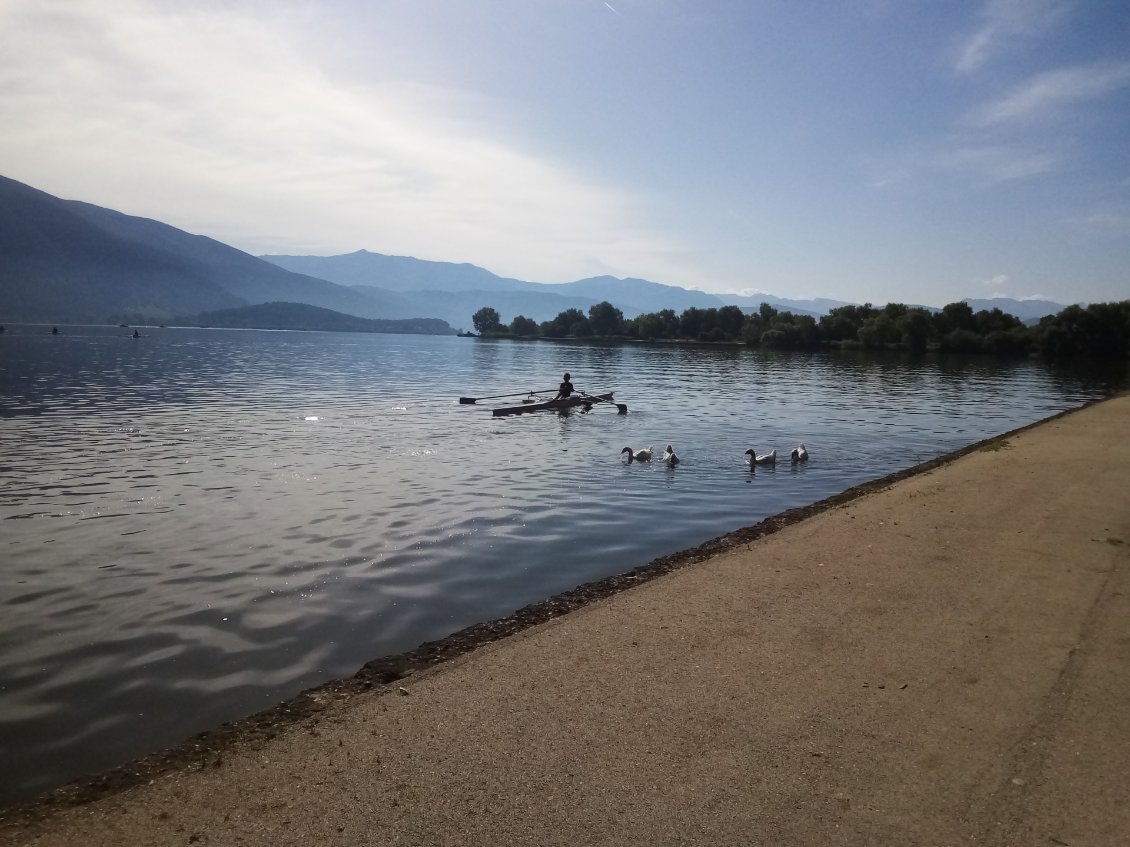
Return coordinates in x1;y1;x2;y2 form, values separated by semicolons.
0;324;1123;805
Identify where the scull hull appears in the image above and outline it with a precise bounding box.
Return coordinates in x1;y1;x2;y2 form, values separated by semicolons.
492;393;615;417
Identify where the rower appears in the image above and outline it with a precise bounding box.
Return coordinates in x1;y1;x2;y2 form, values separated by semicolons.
554;372;575;400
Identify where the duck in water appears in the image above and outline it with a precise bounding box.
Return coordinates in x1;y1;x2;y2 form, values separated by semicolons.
621;446;653;463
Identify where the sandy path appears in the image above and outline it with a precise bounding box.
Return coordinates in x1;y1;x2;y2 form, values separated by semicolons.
3;395;1128;846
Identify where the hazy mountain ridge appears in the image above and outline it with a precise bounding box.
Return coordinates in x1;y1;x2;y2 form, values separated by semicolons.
178;301;453;335
260;252;839;322
262;250;533;294
0;175;411;324
264;253;648;325
0;174;1070;328
348;285;634;332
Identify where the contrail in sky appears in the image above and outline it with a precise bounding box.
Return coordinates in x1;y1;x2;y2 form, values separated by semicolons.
604;2;622;15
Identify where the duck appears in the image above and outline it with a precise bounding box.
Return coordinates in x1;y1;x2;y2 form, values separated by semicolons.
790;443;809;463
662;444;680;466
621;446;653;463
745;448;777;465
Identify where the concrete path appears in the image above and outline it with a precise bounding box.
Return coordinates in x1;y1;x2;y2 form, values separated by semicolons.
3;395;1128;846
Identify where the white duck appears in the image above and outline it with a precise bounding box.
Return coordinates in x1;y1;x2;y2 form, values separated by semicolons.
745;448;777;465
621;446;653;463
662;444;680;466
790;443;809;463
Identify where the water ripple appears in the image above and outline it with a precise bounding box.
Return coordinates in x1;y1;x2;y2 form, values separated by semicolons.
0;325;1124;805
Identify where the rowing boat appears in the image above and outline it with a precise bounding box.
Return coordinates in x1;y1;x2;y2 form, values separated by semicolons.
492;392;616;417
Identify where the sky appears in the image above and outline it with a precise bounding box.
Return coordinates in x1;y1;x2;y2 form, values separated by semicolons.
1;0;1128;307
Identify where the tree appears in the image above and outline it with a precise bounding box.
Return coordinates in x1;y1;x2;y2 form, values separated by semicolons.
859;313;899;348
657;309;680;338
882;302;909;321
935;301;975;335
896;309;933;353
588;301;624;336
742;321;765;347
984;328;1031;356
545;308;586;337
571;317;594;337
509;315;539;336
760;313;820;348
635;312;666;340
679;307;706;339
1036;301;1130;359
939;329;983;353
739;308;821;348
818;312;858;342
820;304;875;342
717;305;746;339
974;307;1020;335
472;306;502;334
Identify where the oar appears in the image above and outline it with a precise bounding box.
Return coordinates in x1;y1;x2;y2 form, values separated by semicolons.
581;391;628;414
459;389;555;404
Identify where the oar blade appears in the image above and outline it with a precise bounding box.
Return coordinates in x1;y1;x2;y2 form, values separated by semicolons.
458;389;555;405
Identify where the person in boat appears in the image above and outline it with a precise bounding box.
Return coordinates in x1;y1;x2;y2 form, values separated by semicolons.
554;372;576;400
132;330;140;338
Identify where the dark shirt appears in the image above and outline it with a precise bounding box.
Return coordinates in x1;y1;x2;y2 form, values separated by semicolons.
558;380;575;398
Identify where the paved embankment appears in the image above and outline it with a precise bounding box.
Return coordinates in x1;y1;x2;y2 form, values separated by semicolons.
3;395;1128;846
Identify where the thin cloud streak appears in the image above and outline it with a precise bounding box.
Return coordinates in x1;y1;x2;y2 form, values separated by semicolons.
955;0;1072;73
968;61;1130;126
934;145;1059;183
869;143;1059;190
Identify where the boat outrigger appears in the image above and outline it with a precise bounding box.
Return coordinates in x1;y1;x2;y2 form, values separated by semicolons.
491;392;623;417
458;388;627;416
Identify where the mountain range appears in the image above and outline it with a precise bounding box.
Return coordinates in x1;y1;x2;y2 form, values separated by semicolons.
0;174;1070;330
259;250;859;326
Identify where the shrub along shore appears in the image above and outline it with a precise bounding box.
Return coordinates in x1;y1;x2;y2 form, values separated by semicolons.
470;299;1130;359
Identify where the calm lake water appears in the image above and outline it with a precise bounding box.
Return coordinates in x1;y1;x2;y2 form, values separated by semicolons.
0;323;1124;805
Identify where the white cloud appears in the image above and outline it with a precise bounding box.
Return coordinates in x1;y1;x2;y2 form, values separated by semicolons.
0;0;697;285
975;279;1056;302
984;292;1055;301
979;274;1010;289
968;61;1130;126
955;0;1072;74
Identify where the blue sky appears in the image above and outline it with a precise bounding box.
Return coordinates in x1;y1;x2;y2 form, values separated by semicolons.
1;0;1128;306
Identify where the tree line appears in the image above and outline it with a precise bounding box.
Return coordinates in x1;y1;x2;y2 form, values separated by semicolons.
470;299;1130;360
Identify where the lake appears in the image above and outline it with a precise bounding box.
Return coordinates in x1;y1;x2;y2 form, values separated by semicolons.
0;323;1124;806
